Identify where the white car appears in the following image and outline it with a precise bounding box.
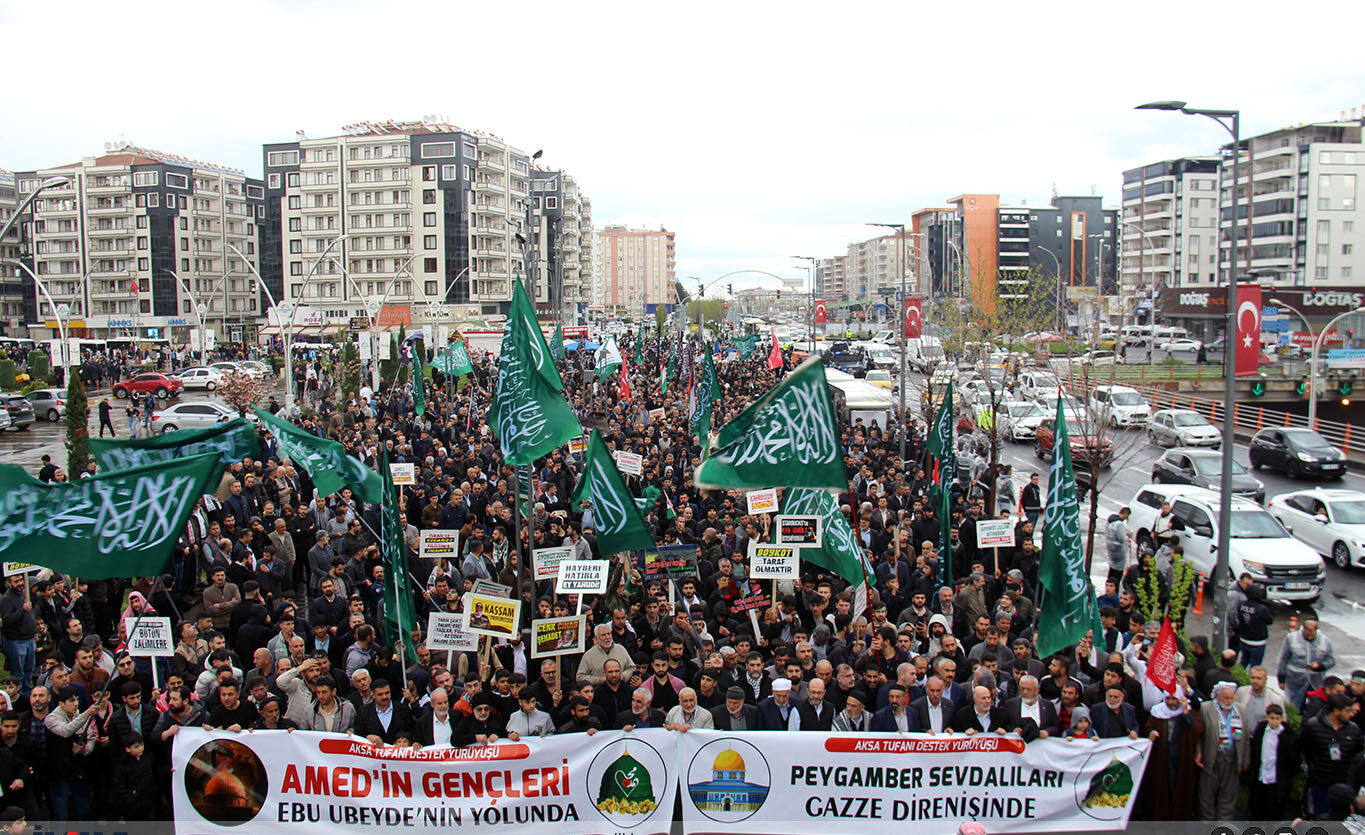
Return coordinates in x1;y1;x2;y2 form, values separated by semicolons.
995;400;1048;441
0;408;11;431
210;361;245;377
1126;484;1325;602
24;388;66;422
239;359;273;378
1268;488;1365;569
152;401;244;433
929;362;957;387
959;378;999;408
1159;338;1203;353
1035;389;1084;415
1148;408;1221;448
1091;384;1150;429
1017;370;1061;402
174;366;225;391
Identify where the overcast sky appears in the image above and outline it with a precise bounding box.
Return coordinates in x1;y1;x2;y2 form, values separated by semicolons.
4;0;1364;295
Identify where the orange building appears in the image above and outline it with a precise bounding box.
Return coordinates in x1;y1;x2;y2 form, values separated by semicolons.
946;194;1000;317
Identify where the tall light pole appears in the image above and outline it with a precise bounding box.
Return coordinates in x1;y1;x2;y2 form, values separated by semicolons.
870;222;908;463
1137;99;1241;652
792;255;817;346
0;177;71;244
945;238;968;299
1119;219;1155;351
7;260;70;368
163;269;211;365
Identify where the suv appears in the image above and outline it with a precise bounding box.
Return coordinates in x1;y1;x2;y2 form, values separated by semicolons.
1017;370;1060;402
1126;484;1325;602
1091;385;1150;429
1249;427;1346;480
0;395;34;431
1035;413;1113;467
112;372;183;400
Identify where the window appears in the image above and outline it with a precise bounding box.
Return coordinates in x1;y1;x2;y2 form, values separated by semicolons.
424;258;438;273
420;142;455;158
137;258;149;270
165;172;188;189
267;150;300;166
1345;244;1354;256
287;172;300;188
1316;266;1329;280
289;217;301;232
422;166;436;182
246;184;264;199
136;216;147;229
441;165;456;179
289;240;302;254
423;212;436;227
1345;267;1354;279
423;189;436;205
464;165;474;180
268;173;281;189
135;194;146;208
133;171;159;187
424;280;438;295
290;263;303;276
288;196;300;209
137;237;148;250
179;217;188;230
424;235;437;249
546;196;558;209
463;142;477;158
181;258;190;271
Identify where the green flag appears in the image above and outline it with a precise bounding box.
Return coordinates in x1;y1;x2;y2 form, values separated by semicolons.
630;341;645;368
489;281;582;466
411;344;426;417
571;430;656;557
689;344;720;456
732;335;758;358
663;340;677;394
379;449;418;657
254;407;383;503
594;336;623;382
89;418;259;472
1036;397;1105;658
448;339;473;377
550;323;566;362
781;487;873;617
927;381;956;577
0;453;223;578
695;356;844;491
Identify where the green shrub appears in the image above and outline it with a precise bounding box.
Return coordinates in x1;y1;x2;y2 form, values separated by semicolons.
21;380;46;394
28;351;50;382
65;373;90;475
0;359;15;390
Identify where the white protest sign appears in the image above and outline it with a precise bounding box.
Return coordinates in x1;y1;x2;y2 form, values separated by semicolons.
614;451;643;476
556;560;610;594
420;529;460;560
746;487;779;514
775;515;822;547
976;519;1016;549
2;563;41;577
126;617;175;657
472;579;512;598
748;544;799;580
425;611;479;652
533;546;575;582
390;462;416;485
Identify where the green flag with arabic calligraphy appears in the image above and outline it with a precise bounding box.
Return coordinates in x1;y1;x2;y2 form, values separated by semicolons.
571;429;655;557
254;407;383;503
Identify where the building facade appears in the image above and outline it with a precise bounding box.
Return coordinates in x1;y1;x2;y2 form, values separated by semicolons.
594;226;676;315
1120;157;1221;325
999;195;1119;321
0;171;21;336
15;144;264;341
530;170;593;318
815;255;846;299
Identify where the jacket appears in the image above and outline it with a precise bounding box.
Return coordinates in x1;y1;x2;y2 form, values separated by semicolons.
712;703;758;731
1299;709;1364;785
871;704;921;732
1277;629;1335;682
303;699;358;734
275;665;318;727
0;589;36;641
910;696;956;733
1105;516;1128;566
755;696;794;730
1088;701;1139;738
354;701;416;744
1197;700;1251;765
1248;720;1301;787
1002;696;1057;740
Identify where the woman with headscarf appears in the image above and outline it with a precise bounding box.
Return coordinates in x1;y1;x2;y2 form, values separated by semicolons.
1140;685;1203;820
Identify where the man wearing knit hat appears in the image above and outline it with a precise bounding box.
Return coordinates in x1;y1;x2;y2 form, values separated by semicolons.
714;686;757;731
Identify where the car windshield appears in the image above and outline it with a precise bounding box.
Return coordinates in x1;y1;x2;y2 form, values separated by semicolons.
1330;500;1365;525
1171;412;1207;427
1065;419;1096;436
1110;392;1144;406
1189;456;1247;476
1230;510;1288;539
1284;429;1336;451
1010;403;1043;418
1031;374;1058;388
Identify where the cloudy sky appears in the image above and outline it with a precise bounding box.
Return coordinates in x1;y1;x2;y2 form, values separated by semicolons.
4;0;1364;294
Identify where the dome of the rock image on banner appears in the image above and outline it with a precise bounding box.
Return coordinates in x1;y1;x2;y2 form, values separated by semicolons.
184;739;269;825
686;738;771;822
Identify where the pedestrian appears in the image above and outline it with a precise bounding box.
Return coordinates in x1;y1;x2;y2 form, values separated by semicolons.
1247;704;1300;821
97;398;115;437
125;400;138;437
1300;693;1363;818
1105;507;1130;588
1196;681;1249;821
1278;617;1336;709
1141;687;1201;820
0;577;36;695
1233;582;1273;669
1019;473;1042;527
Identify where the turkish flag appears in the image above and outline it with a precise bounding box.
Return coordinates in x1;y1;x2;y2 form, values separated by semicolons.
814;299;828;324
904;296;923;339
130;277;140;293
1234;283;1262;377
618;364;631;401
767;329;783;370
1145;616;1179;695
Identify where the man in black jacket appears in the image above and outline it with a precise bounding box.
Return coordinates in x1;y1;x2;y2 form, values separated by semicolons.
951;685;1008;734
713;687;759;731
355;678;415;745
0;576;36;694
1248;704;1301;820
107;681;158;754
1301;693;1364;817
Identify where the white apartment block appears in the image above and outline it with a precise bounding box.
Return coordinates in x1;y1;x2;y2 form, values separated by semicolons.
844;234;905;302
595;226;676;315
0;171;22;336
816;255;847;299
16;144;264;340
1120;156;1222;306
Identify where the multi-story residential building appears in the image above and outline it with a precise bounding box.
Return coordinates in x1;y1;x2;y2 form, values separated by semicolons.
595;226;676;315
815;255;847;304
15;144;264;341
0;171;22;336
911;208;956;300
530;170;593;319
997;196;1118;322
844;234;907;303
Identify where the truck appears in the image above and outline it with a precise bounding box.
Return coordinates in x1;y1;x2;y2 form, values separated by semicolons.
907;336;944;373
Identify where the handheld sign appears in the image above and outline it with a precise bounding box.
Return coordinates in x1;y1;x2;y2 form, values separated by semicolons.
126;617;174;657
642;545;698;583
976;519;1016;549
460;592;522;639
746;487;779;514
614;451;643;477
533;546;575;582
531;614;588;658
2;563;41;577
419;529;459;560
748;544;799;580
775;515;821;547
425;612;479;652
556;560;610;595
471;579;512;598
390;462;416;485
569;436;587;455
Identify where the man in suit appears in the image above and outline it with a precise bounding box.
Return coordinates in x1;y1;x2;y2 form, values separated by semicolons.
910;676;957;734
1089;686;1140;738
713;686;758;731
951;685;1009;734
354;678;415;745
1197;681;1250;821
1001;675;1057;741
415;687;460;747
616;687;666;731
871;684;919;732
756;678;795;730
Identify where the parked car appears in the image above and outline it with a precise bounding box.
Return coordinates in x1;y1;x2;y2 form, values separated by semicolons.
24;388;66;422
112;372;183;399
993;400;1048;442
1268;488;1365;569
959;378;997;407
1248;427;1347;480
0;408;12;431
1035;414;1113;467
864;369;894;389
1147;408;1220;448
0;395;35;431
1159;338;1203;353
174;366;225;391
210;361;247;378
1151;448;1265;503
1091;384;1151;429
239;360;272;378
152;401;247;433
1126;484;1324;602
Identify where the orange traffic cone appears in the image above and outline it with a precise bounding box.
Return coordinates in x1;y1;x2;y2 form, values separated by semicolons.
1193;573;1206;615
1289;616;1299;632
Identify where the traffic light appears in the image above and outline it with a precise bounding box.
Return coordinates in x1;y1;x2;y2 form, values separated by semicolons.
1295;377;1310;397
776;290;782;301
1249;379;1267;397
728;283;733;297
1337;376;1355;397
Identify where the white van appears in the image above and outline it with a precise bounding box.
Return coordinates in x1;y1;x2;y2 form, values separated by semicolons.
1090;384;1151;428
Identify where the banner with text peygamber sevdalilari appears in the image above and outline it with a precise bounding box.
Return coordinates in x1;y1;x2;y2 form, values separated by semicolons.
674;730;1149;835
172;727;676;835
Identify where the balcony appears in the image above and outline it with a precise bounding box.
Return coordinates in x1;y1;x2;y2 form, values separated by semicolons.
472;200;504;215
86;203;129;216
85;180;128;194
90;245;134;257
477;156;505;172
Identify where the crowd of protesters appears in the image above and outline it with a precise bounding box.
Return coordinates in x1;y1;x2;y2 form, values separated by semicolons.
0;327;1360;826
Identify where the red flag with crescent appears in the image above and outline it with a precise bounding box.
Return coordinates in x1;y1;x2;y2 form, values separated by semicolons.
1234;283;1261;377
814;299;828;324
904;296;923;339
767;329;783;370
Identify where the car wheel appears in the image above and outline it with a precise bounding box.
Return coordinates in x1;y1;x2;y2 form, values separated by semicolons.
1249;452;1262;469
114;387;127;399
1333;541;1353;570
1152;472;1163;483
17;423;29;432
46;409;59;422
160;423;178;434
206;381;216;391
1034;443;1045;460
1147;430;1157;445
155;387;168;398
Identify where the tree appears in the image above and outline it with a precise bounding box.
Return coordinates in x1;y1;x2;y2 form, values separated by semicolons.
218;371;274;417
685;298;725;328
381;332;399;382
655;306;666;337
339;339;360;403
64;372;89;475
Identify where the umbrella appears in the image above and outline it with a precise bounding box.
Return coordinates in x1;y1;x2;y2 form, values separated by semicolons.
565;339;601;351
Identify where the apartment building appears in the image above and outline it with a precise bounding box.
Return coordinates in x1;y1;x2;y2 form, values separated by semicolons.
815;255;846;299
997;195;1119;306
595;226;676;315
0;171;21;336
530;170;594;317
843;234;908;303
913;197;999;312
15;144;264;340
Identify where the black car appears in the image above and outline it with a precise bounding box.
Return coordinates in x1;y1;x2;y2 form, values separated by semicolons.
0;395;34;431
1249;427;1346;479
1151;448;1265;503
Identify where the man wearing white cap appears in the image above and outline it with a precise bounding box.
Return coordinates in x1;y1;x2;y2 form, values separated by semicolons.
757;678;795;731
1196;680;1248;821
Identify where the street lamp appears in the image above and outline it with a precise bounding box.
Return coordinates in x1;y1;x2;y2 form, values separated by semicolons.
0;177;71;244
870;222;909;464
1137;98;1241;652
1271;298;1365;427
792;255;817;346
6;260;70;368
1119;219;1155;353
162;269;210;365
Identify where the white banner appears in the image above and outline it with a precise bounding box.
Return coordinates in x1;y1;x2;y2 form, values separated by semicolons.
556;560;610;594
975;519;1015;549
425;611;479;652
391;463;416;485
675;731;1149;835
172;728;677;835
533;546;575;581
126;616;174;657
748;545;799;580
420;529;459;560
614;451;643;477
746;488;778;514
